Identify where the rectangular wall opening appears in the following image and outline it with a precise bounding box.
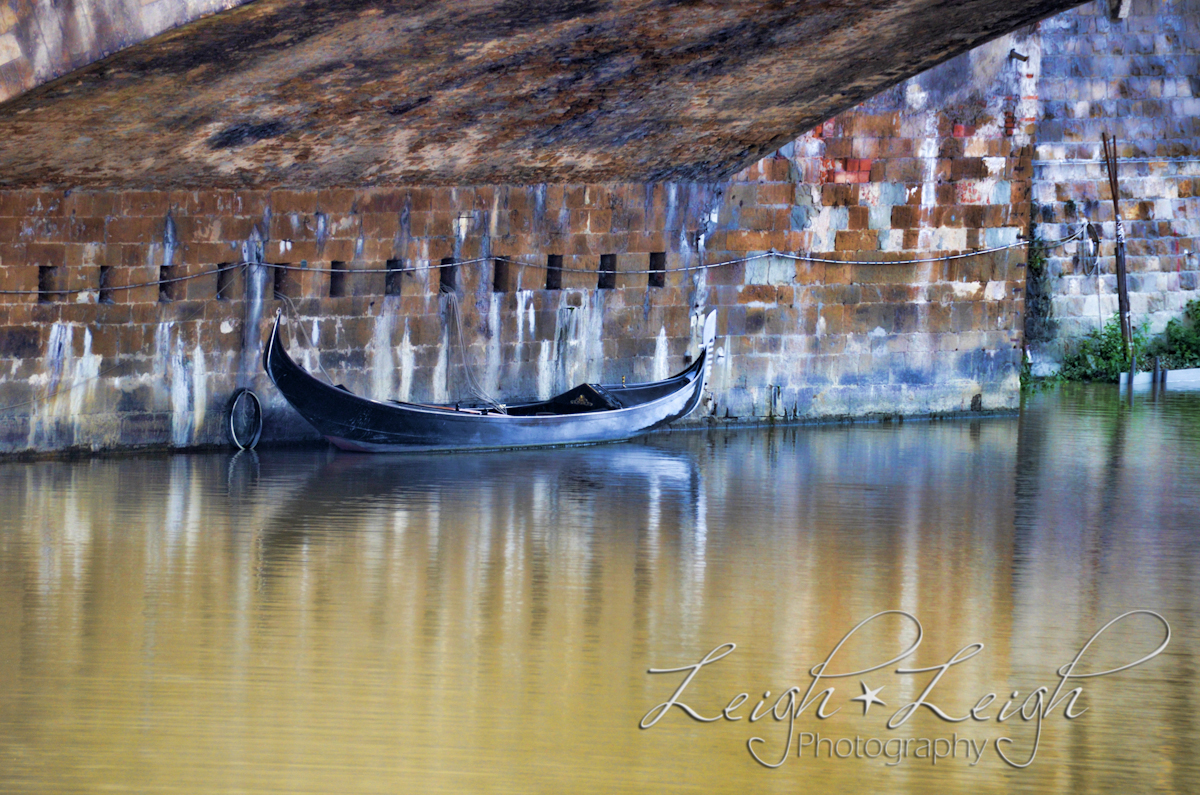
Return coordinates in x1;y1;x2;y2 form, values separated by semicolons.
272;264;297;301
216;263;235;300
385;259;403;296
37;265;60;304
329;260;347;297
492;258;510;292
648;252;666;288
159;264;176;302
98;266;114;304
597;254;616;290
545;254;563;290
439;257;457;292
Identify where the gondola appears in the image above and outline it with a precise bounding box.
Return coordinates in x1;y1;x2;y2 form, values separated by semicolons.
263;310;717;452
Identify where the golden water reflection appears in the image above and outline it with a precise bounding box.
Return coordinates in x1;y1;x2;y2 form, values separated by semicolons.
0;386;1197;793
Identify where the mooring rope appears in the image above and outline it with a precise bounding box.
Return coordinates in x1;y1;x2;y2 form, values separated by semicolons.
273;291;340;387
443;290;506;413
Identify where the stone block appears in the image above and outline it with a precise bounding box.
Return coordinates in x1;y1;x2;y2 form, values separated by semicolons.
270;189;317;215
847;205;869;230
834;230;878;252
120;191;171;217
756;183;795;206
316;189;357;214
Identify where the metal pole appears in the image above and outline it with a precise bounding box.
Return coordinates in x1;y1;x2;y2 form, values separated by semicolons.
1115;224;1131;355
1103;134;1133;365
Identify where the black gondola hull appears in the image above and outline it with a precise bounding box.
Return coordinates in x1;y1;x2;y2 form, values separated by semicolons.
263;313;715;452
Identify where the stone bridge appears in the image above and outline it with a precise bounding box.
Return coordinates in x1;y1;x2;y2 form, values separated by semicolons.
1;0;1086;188
10;0;1183;456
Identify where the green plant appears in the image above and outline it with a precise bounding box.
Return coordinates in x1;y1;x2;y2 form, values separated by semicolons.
1146;299;1200;369
1059;316;1149;382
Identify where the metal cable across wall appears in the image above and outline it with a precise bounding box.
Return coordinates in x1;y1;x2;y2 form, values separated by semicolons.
0;231;1082;297
0;231;1083;416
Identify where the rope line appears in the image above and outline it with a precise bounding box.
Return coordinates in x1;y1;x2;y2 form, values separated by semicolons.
1033;156;1200;167
0;260;248;296
0;231;1083;296
0;262;246;413
444;290;505;413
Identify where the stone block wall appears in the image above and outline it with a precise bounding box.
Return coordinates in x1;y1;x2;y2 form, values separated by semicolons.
749;29;1037;414
0;148;1027;453
1030;0;1200;364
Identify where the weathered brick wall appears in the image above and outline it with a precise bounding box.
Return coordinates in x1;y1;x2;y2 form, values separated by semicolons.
752;30;1035;414
0;153;1027;453
1030;0;1200;366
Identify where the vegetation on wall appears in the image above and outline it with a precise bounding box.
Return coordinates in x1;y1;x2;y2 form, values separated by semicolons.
1052;300;1199;383
1058;317;1149;383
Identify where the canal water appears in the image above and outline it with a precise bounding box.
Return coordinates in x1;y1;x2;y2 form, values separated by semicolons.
0;385;1196;794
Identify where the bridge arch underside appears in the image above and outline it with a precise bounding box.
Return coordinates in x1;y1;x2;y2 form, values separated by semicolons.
0;0;1084;188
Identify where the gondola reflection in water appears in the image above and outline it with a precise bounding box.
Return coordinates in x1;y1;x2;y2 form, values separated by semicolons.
264;310;717;452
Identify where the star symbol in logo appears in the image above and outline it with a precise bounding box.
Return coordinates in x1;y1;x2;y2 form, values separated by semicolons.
851;681;887;715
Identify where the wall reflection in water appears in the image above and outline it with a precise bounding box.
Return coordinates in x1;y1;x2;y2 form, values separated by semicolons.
0;385;1196;794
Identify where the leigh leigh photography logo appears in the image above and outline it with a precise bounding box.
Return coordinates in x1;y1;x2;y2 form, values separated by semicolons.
639;610;1170;769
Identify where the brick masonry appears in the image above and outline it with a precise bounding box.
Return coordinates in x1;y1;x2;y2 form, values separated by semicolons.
0;148;1027;453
